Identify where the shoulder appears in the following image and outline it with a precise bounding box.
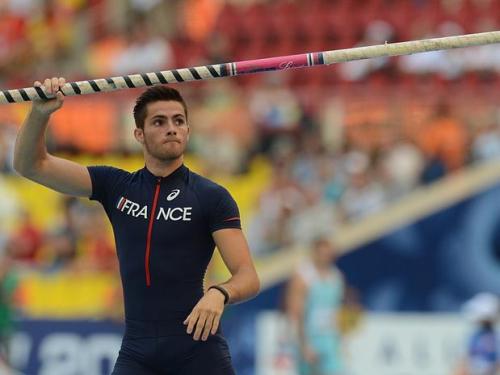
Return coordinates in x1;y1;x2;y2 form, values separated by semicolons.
187;170;241;228
297;261;317;287
188;170;232;199
288;265;311;294
87;165;134;202
87;165;134;187
88;165;131;177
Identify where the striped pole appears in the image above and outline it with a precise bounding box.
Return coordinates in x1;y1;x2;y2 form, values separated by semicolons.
1;31;499;104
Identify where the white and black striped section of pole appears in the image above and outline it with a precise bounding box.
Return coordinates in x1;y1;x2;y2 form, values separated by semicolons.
0;64;229;104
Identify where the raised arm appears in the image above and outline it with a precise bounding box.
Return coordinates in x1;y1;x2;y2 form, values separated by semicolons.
13;77;92;197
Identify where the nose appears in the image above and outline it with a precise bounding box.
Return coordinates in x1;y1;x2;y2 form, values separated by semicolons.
166;120;177;135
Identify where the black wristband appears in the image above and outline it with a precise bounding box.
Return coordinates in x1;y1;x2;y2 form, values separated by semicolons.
208;285;230;305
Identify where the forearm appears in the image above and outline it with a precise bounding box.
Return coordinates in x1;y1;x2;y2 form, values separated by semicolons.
14;108;51;176
218;265;260;304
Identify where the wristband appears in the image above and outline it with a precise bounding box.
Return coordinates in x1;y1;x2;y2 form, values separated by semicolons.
208;285;230;305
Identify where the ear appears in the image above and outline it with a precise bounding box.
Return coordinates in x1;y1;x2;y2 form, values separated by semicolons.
134;128;144;144
186;124;190;142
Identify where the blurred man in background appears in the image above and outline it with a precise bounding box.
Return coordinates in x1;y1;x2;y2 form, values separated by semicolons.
0;254;18;373
285;237;346;375
455;293;500;375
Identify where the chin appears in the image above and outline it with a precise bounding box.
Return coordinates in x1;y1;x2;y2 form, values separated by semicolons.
155;152;183;161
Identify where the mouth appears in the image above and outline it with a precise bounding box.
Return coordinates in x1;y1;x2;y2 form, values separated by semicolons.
163;139;181;144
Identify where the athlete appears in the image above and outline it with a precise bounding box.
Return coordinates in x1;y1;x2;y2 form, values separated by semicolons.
13;77;260;374
454;293;500;375
285;237;345;375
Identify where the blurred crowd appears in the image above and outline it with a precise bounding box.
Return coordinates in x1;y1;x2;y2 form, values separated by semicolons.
2;197;116;273
0;0;499;317
250;90;500;253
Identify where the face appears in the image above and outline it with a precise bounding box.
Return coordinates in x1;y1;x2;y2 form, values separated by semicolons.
134;100;189;161
312;240;336;266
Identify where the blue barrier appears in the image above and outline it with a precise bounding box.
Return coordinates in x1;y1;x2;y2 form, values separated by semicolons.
11;314;259;375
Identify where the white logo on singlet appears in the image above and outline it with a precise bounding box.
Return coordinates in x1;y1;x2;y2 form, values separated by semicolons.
166;189;180;201
116;195;192;221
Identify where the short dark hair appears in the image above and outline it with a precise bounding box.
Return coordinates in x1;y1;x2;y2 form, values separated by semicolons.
133;86;188;129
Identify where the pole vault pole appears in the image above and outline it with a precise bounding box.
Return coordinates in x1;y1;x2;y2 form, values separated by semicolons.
1;31;499;104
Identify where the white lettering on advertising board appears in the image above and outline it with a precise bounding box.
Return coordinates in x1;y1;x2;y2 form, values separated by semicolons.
256;312;470;375
36;334;121;375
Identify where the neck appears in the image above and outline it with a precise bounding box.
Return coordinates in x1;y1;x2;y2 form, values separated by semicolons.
144;154;184;177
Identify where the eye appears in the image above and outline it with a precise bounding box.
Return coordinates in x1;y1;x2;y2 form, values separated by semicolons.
153;119;163;126
175;118;186;126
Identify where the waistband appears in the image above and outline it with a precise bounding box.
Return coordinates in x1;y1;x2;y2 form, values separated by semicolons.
124;315;188;337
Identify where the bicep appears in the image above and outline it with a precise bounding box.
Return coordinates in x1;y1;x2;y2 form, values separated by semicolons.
212;228;256;275
29;155;92;197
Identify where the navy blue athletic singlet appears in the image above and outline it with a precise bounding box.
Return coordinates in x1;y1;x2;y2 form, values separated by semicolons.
88;164;240;375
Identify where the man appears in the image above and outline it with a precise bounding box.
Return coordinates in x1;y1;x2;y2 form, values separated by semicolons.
0;254;17;374
285;237;345;375
454;293;500;375
13;77;260;374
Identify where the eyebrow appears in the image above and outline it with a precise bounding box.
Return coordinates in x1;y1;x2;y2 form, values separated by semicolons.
150;114;185;120
151;115;167;120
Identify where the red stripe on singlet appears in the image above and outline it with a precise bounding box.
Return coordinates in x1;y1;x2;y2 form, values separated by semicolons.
145;180;161;287
224;217;240;222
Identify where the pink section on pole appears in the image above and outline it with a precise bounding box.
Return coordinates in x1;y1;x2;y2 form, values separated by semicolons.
234;54;309;74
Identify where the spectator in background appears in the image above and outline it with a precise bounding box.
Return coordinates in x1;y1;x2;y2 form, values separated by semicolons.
44;228;77;273
0;254;18;373
87;30;127;77
286;188;339;246
0;124;16;174
420;152;448;185
7;209;43;266
80;205;116;272
0;2;29;82
182;0;224;44
0;134;8;175
291;131;325;189
418;101;468;174
454;293;500;375
318;154;345;205
338;20;394;81
59;196;80;237
249;76;302;154
285;237;345;375
377;128;424;200
0;177;20;253
112;15;173;75
399;21;466;79
248;156;304;255
472;121;500;162
340;151;386;221
189;81;256;175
